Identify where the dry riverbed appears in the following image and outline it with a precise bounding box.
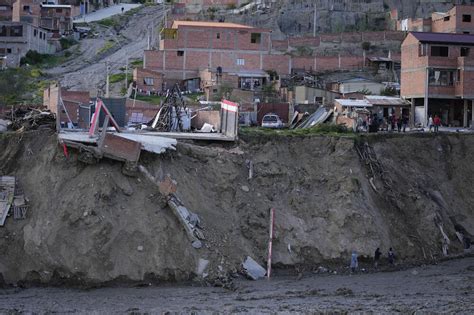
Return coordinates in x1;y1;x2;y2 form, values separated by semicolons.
0;257;473;314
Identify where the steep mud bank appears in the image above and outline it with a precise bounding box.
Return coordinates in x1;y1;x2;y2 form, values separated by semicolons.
0;131;472;285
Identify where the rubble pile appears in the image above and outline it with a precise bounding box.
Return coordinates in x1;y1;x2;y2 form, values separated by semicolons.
1;107;55;132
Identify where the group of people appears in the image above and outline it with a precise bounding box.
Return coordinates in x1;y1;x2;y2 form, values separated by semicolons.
357;113;409;133
428;115;442;133
350;247;396;273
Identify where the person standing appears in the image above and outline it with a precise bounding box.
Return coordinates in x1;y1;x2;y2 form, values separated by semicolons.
350;251;358;273
402;115;409;132
374;247;382;269
397;115;402;132
388;247;395;265
428;115;434;132
434;115;441;133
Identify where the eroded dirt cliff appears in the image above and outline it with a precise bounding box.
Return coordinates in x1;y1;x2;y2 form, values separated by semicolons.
0;131;472;285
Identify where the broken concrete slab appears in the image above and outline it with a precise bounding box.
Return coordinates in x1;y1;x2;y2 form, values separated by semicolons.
196;258;210;276
58;132;177;155
242;256;266;280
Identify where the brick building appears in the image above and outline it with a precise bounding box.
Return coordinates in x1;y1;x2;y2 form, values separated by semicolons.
0;0;14;21
145;20;273;83
43;84;91;128
144;20;404;90
133;67;164;94
396;5;474;34
12;0;42;26
432;5;474;34
401;32;474;127
39;4;73;34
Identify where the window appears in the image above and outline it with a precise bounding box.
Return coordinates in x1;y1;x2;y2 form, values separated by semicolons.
0;26;6;37
463;15;471;22
6;48;11;54
10;26;23;37
444;16;450;21
429;69;455;86
143;77;154;85
251;33;261;44
0;6;8;11
130;112;145;123
461;47;470;57
56;8;62;13
216;32;220;39
236;58;245;66
464;31;470;34
34;29;37;37
177;50;184;56
419;43;428;56
431;46;449;57
23;5;30;12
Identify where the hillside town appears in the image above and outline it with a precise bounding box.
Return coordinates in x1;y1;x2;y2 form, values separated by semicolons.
0;0;473;313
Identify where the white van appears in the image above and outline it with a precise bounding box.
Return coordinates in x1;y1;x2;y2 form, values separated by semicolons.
262;113;284;128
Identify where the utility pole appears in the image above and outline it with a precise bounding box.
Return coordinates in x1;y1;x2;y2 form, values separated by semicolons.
125;57;129;91
147;29;150;50
313;4;317;37
105;60;110;98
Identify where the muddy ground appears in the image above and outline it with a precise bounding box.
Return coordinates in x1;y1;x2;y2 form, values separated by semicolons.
0;257;473;313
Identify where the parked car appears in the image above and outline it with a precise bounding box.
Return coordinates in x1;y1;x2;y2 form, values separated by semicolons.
262;113;284;128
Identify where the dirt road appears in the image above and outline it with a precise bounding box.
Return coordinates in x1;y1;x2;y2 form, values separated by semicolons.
46;5;164;95
0;257;473;313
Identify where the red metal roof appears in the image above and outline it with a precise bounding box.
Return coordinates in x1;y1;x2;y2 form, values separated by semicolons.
411;32;474;45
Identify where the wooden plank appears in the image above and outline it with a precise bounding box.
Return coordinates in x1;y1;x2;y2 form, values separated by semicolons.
0;176;15;226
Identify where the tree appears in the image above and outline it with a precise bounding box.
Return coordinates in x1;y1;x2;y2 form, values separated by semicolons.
0;68;29;106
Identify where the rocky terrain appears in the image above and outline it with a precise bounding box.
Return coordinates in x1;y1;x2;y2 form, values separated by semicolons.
225;0;474;35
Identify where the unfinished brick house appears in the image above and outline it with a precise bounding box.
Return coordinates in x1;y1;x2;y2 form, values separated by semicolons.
144;20;403;93
133;67;164;94
432;5;474;34
43;84;91;128
396;5;474;34
401;32;474;127
145;20;274;84
39;4;73;34
0;0;14;21
12;0;42;26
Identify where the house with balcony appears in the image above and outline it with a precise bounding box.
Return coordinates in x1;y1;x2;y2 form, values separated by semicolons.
401;32;474;127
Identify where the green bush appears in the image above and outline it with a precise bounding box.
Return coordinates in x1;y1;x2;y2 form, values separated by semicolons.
311;123;349;133
109;72;127;83
59;37;77;50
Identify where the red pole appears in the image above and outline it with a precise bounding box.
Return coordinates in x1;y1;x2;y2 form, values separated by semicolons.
267;207;275;279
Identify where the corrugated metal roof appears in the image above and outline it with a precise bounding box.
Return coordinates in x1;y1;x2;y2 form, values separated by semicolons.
335;99;372;107
171;21;253;30
368;57;393;62
365;96;410;106
411;32;474;45
41;4;72;8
